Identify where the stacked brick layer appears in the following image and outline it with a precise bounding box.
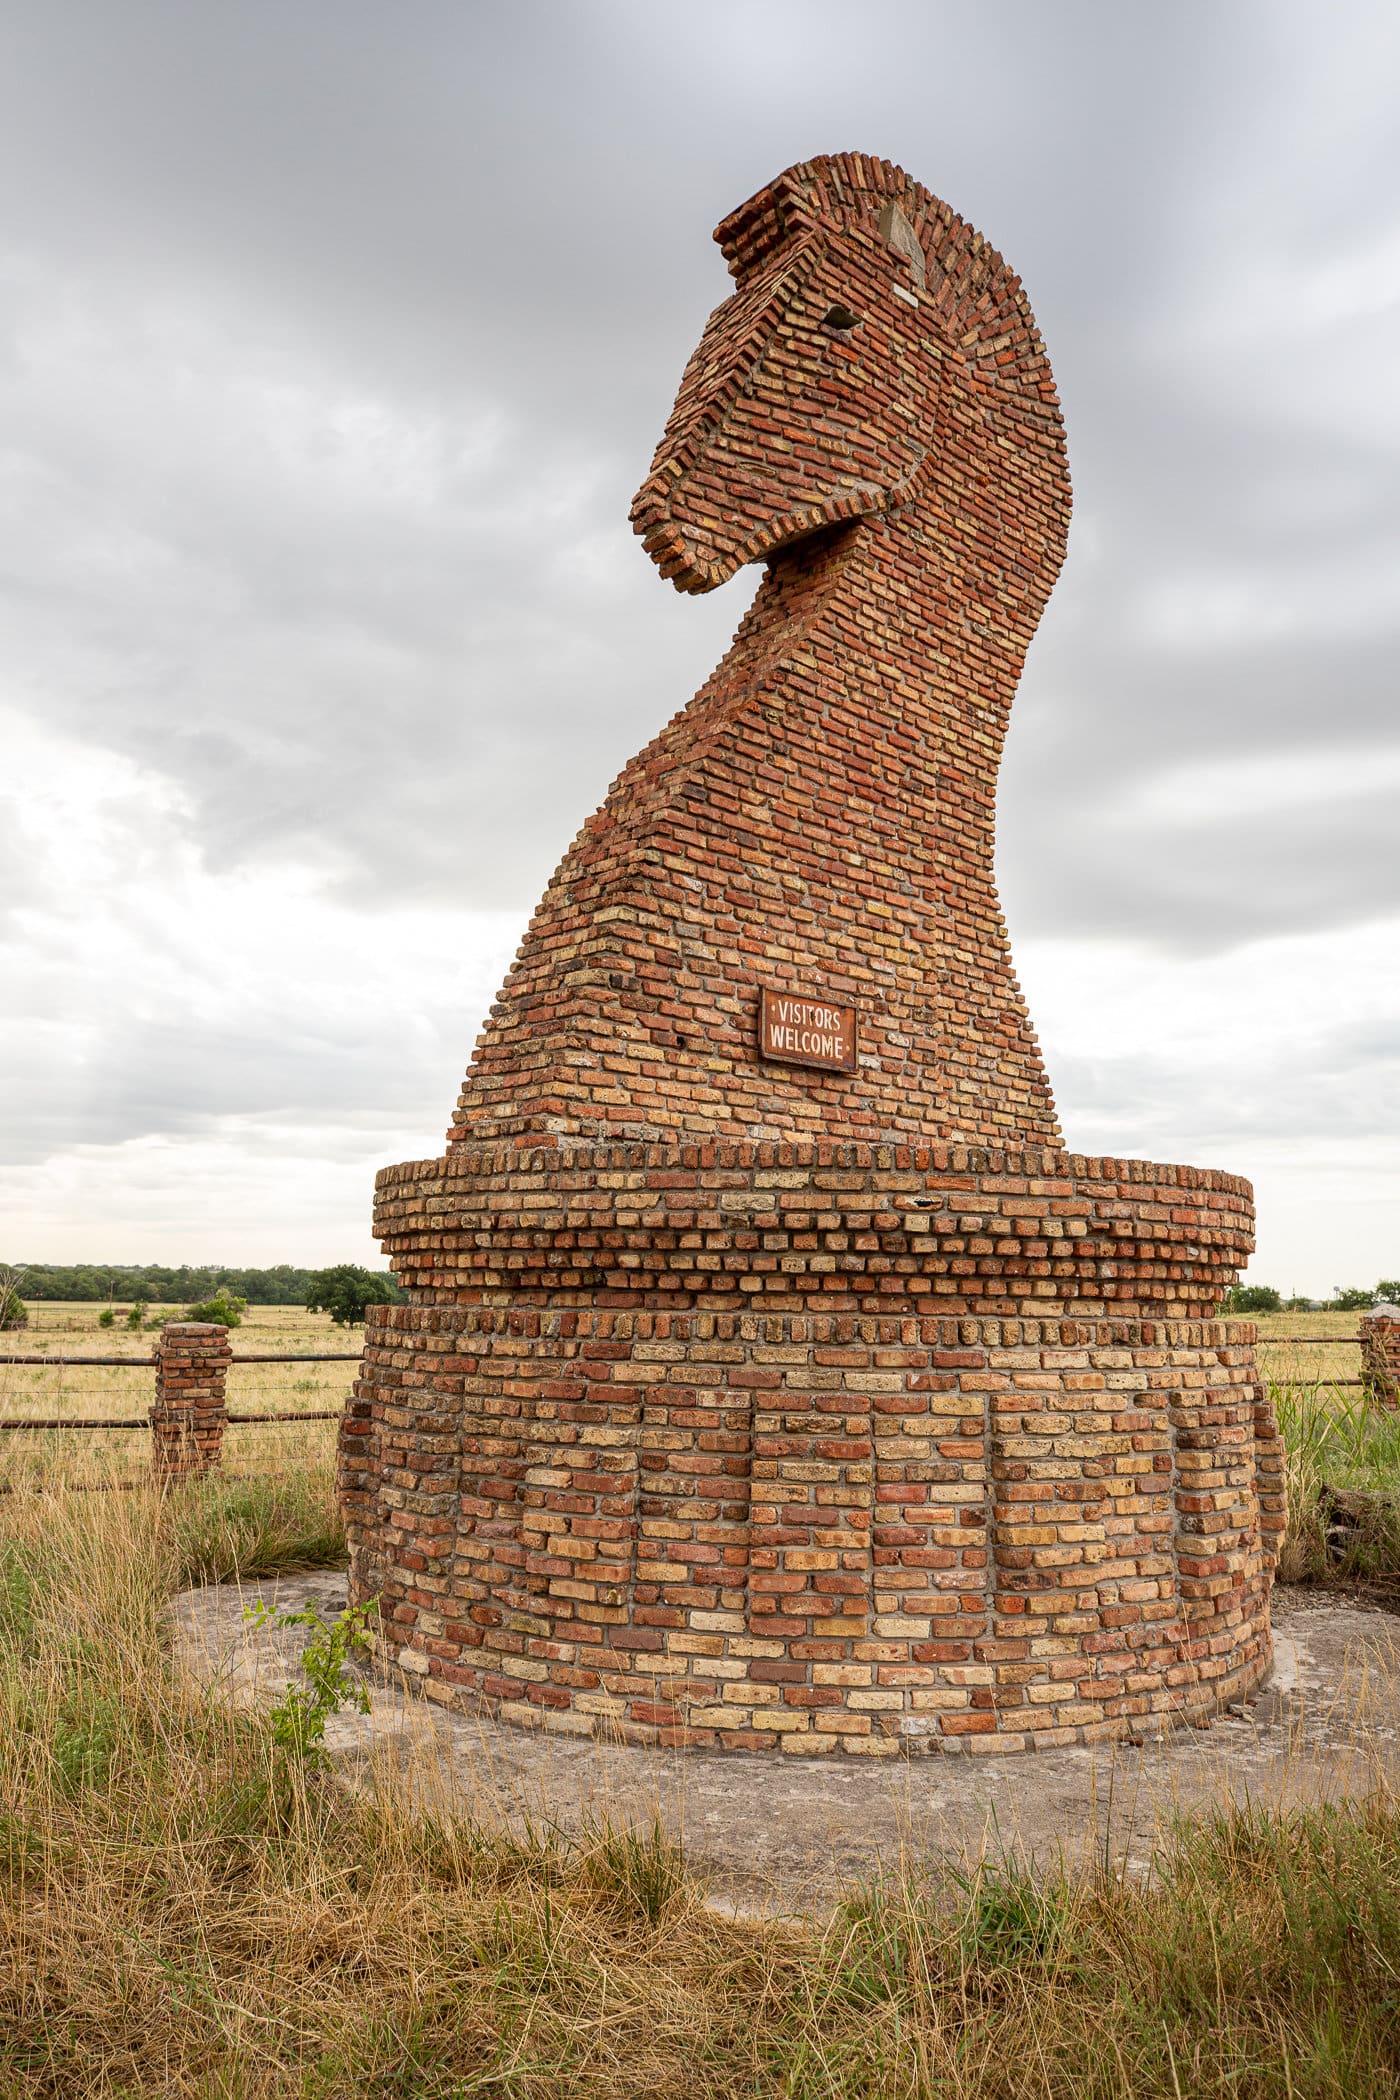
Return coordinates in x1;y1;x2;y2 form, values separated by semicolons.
375;1140;1254;1321
341;1298;1282;1754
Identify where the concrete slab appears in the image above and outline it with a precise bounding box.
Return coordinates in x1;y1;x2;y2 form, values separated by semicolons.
168;1576;1400;1915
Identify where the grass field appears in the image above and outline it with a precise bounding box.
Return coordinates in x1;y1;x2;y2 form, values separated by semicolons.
1252;1309;1371;1390
2;1308;1399;2090
0;1302;349;1489
2;1464;1399;2096
1273;1380;1400;1584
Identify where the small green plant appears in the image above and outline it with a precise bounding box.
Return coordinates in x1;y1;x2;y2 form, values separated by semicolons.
172;1474;345;1584
183;1288;247;1328
1274;1377;1400;1583
955;1853;1066;1968
50;1694;123;1794
97;1307;116;1329
581;1814;688;1923
244;1598;376;1766
124;1303;145;1330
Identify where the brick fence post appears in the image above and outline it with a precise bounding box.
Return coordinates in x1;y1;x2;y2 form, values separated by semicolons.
336;1383;382;1599
1360;1309;1400;1409
150;1322;232;1478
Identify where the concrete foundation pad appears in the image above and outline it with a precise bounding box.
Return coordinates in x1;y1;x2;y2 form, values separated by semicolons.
169;1575;1400;1916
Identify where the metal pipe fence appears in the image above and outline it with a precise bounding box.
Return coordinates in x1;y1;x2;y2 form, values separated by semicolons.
0;1326;355;1489
0;1324;1389;1491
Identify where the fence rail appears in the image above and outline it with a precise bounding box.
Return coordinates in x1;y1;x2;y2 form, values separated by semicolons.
0;1325;351;1488
2;1416;149;1431
1260;1335;1362;1346
0;1411;341;1431
3;1320;1395;1494
0;1351;359;1367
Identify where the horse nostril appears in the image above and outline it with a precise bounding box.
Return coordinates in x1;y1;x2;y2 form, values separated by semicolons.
820;304;860;332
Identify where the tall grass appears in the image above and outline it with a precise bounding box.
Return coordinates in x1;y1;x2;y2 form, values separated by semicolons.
2;1465;1400;2093
1273;1377;1400;1584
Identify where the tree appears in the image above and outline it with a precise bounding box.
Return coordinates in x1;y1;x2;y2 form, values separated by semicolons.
305;1264;398;1327
9;1262;321;1304
1376;1280;1400;1307
1329;1286;1376;1313
0;1269;27;1331
182;1289;247;1328
1224;1284;1281;1314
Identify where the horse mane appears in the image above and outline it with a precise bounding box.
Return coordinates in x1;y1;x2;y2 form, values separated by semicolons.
715;152;1059;413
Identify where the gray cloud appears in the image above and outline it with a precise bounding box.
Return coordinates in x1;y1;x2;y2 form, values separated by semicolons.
0;0;1397;1273
2;0;1390;932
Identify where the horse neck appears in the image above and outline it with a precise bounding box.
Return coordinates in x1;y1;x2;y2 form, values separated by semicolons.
726;501;1016;801
447;486;1062;1149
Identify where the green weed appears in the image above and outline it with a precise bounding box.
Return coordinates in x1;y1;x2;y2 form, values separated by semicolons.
578;1812;688;1924
244;1598;375;1767
169;1470;345;1585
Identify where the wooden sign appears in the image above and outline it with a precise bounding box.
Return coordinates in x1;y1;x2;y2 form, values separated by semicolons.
759;987;858;1074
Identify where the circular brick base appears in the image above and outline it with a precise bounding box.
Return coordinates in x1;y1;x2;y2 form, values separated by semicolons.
340;1150;1284;1756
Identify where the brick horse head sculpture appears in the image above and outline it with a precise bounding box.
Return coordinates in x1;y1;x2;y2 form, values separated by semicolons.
452;156;1068;1149
342;155;1285;1756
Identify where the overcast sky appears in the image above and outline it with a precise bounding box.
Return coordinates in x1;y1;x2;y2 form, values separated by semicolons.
1;0;1396;1294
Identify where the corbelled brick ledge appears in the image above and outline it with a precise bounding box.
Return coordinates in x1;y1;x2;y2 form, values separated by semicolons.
373;1141;1254;1320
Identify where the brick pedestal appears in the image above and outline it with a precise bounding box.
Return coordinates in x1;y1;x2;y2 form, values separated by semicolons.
346;1143;1282;1754
150;1322;231;1478
1360;1312;1400;1407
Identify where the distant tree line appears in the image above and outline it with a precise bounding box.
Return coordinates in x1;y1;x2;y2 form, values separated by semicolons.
1223;1279;1400;1314
3;1263;402;1308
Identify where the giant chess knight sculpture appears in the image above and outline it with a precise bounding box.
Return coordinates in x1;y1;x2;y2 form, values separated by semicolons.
339;155;1284;1753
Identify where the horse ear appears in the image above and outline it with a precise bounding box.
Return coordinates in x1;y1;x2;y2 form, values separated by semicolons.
878;200;926;289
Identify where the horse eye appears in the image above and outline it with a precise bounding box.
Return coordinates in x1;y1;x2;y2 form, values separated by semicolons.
820;303;860;332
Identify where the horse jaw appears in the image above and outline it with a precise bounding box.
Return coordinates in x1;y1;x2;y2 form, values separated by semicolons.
630;487;889;596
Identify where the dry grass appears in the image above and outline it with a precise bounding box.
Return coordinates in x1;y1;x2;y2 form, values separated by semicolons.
0;1301;349;1490
1253;1310;1368;1391
3;1465;1400;2095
